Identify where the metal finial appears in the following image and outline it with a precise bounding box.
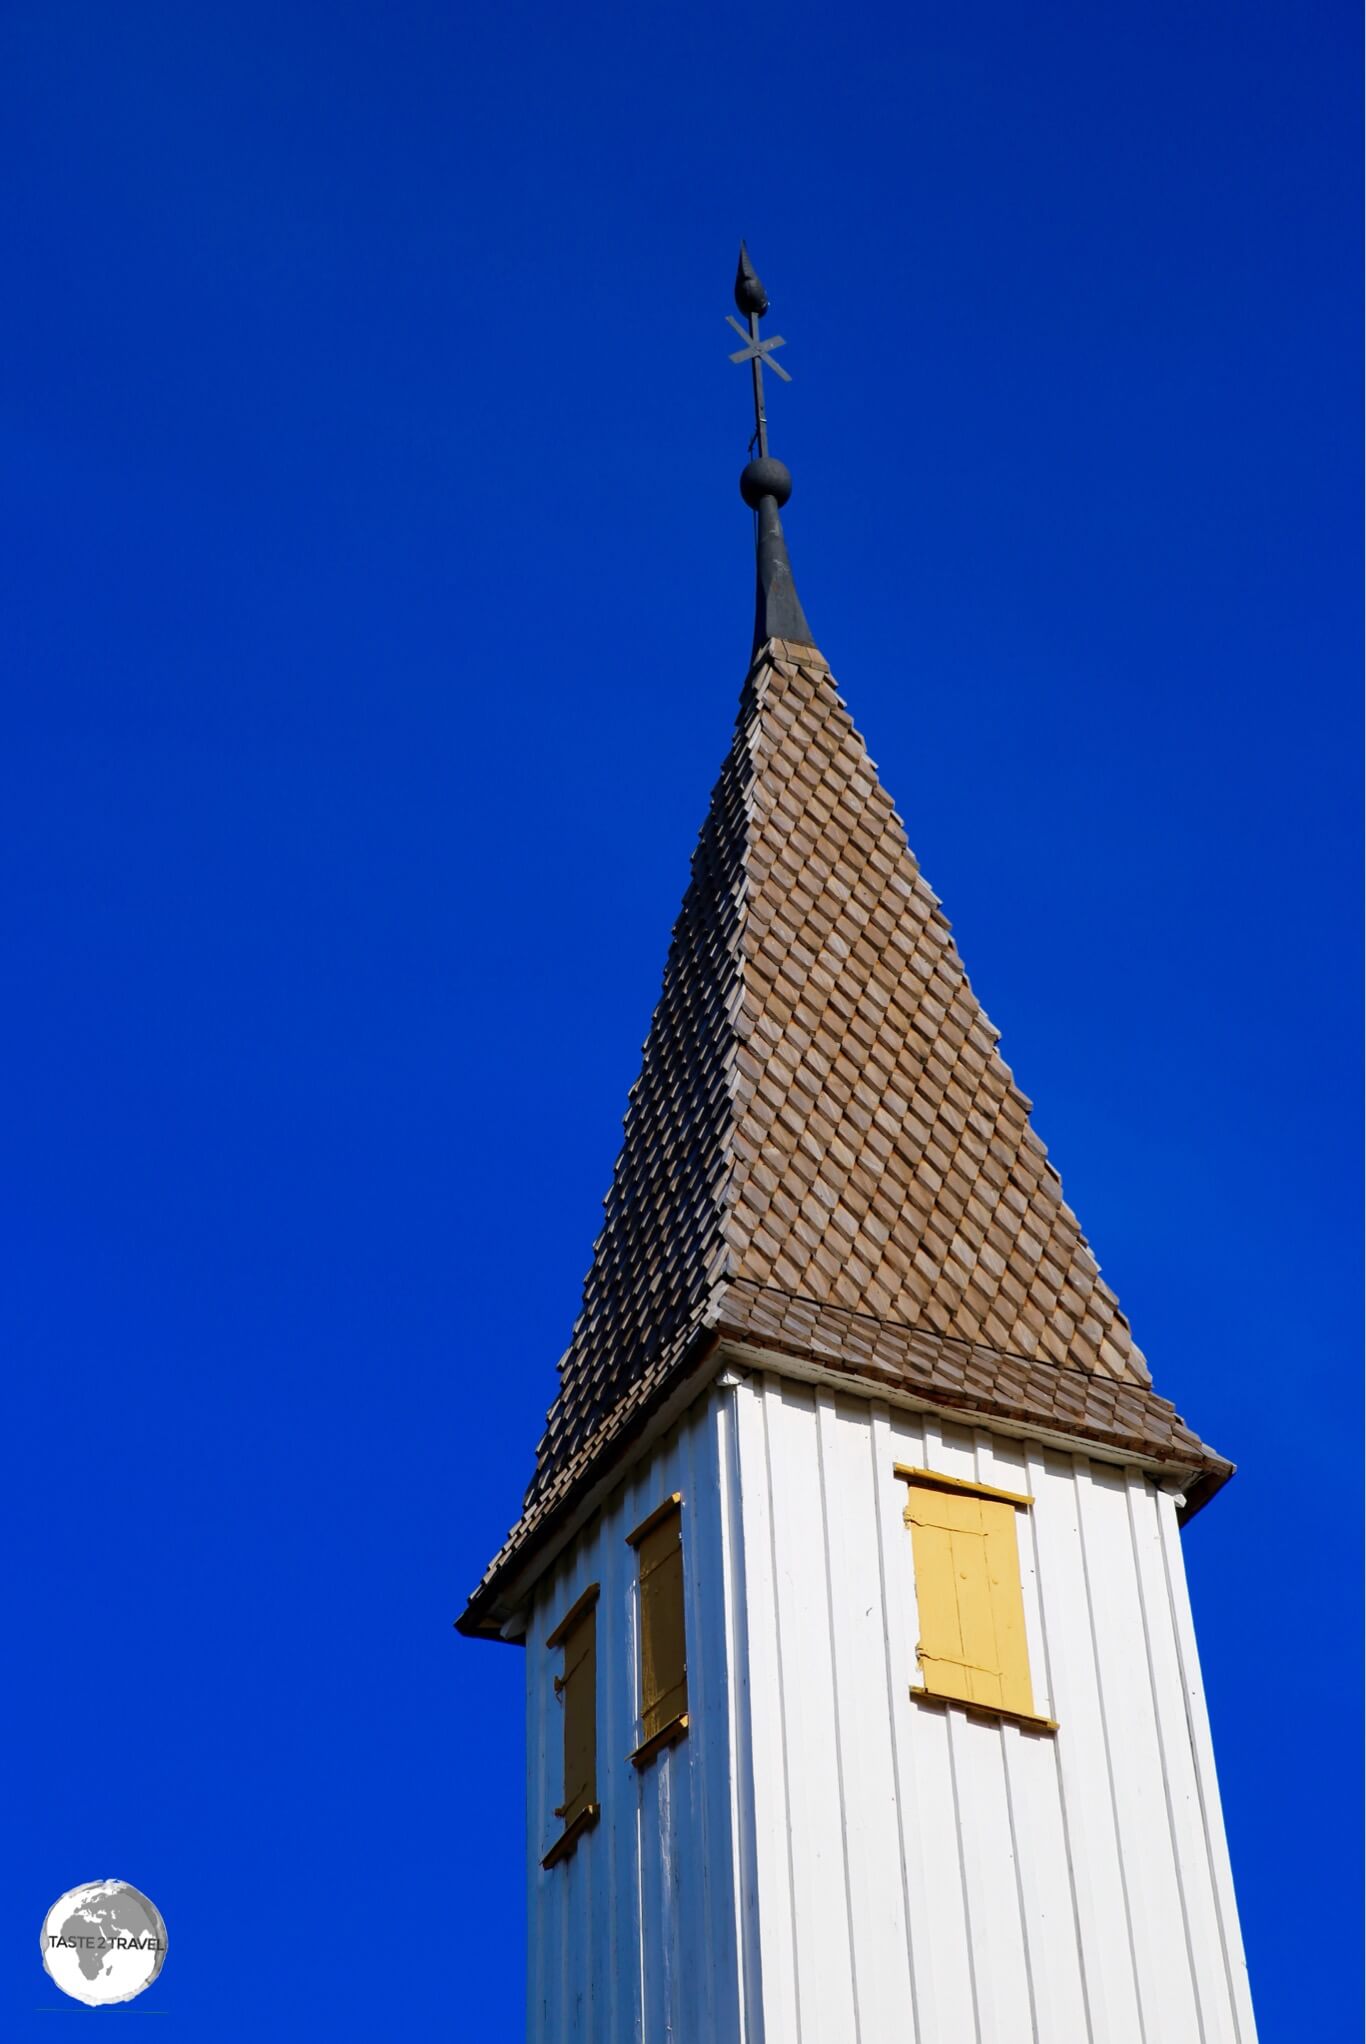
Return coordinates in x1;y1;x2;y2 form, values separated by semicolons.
734;241;769;317
724;245;812;657
726;241;790;462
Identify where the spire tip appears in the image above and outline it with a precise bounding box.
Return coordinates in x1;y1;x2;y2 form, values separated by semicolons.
734;241;769;317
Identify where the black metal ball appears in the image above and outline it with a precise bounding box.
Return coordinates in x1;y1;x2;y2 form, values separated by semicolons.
739;457;792;509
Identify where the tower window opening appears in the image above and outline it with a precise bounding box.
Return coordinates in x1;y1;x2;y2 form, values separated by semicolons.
626;1493;689;1766
542;1582;600;1868
898;1466;1058;1735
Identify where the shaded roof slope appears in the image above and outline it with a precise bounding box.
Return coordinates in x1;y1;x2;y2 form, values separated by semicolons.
461;637;1228;1633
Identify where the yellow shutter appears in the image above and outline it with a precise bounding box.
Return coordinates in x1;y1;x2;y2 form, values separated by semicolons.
555;1601;597;1825
905;1477;1035;1718
626;1494;689;1761
544;1584;600;1863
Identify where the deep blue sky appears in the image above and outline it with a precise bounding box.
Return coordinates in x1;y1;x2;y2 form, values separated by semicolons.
3;1;1358;2035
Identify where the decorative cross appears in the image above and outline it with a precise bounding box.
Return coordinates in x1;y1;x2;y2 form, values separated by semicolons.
727;242;790;460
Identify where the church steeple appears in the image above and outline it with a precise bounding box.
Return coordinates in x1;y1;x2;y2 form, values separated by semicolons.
460;251;1230;1642
458;250;1255;2044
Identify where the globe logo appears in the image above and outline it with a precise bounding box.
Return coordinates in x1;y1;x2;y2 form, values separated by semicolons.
41;1880;167;2006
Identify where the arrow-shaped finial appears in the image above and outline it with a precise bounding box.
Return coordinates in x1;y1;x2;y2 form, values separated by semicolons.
734;241;769;317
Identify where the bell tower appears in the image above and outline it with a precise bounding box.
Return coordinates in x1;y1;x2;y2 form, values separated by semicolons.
458;248;1257;2044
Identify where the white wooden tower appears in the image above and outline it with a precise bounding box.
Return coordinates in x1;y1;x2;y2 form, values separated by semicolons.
459;248;1257;2044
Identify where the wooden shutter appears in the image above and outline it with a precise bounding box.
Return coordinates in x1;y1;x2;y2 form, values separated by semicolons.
627;1494;688;1762
556;1602;597;1824
904;1475;1035;1717
543;1584;599;1865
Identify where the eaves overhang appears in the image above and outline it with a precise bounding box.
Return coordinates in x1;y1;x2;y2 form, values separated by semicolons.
710;1331;1234;1527
455;1325;725;1645
456;1296;1233;1644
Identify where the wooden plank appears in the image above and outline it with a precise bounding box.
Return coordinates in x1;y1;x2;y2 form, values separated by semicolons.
640;1439;690;2044
1156;1489;1259;2043
715;1383;758;2044
661;1733;688;2041
909;1515;973;1702
1130;1480;1247;2044
975;1433;1089;2044
559;1552;592;2044
619;1464;653;2043
537;1552;577;2044
625;1413;720;2044
590;1484;632;2044
870;1405;934;2044
633;1462;670;2044
1128;1488;1259;2043
946;1703;1035;2044
526;1569;554;2039
821;1395;917;2037
679;1399;741;2044
980;1435;1052;1723
559;1551;580;2042
980;1498;1033;1718
1076;1459;1202;2041
953;1430;1036;2044
732;1375;803;2042
908;1690;1057;1736
997;1714;1086;2039
895;1461;1034;1508
952;1511;1005;1709
885;1409;977;2037
1026;1446;1142;2044
657;1438;688;2044
811;1392;870;2036
766;1377;859;2039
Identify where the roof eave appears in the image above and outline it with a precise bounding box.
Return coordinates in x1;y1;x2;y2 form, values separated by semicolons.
1176;1459;1237;1523
711;1332;1234;1496
455;1326;726;1644
457;1313;1235;1647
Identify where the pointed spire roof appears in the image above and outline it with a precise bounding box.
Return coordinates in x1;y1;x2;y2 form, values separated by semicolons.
460;629;1230;1635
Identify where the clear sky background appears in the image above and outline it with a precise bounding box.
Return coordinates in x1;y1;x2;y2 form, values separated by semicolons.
3;1;1358;2035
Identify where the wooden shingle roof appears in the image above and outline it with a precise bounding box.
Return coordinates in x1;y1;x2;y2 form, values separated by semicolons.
460;636;1230;1635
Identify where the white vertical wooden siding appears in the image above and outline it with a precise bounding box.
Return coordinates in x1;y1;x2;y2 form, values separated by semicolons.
725;1375;1257;2044
524;1374;1256;2044
525;1397;744;2044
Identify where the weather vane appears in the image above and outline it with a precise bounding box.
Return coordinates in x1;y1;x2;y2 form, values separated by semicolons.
727;242;790;460
725;243;811;656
